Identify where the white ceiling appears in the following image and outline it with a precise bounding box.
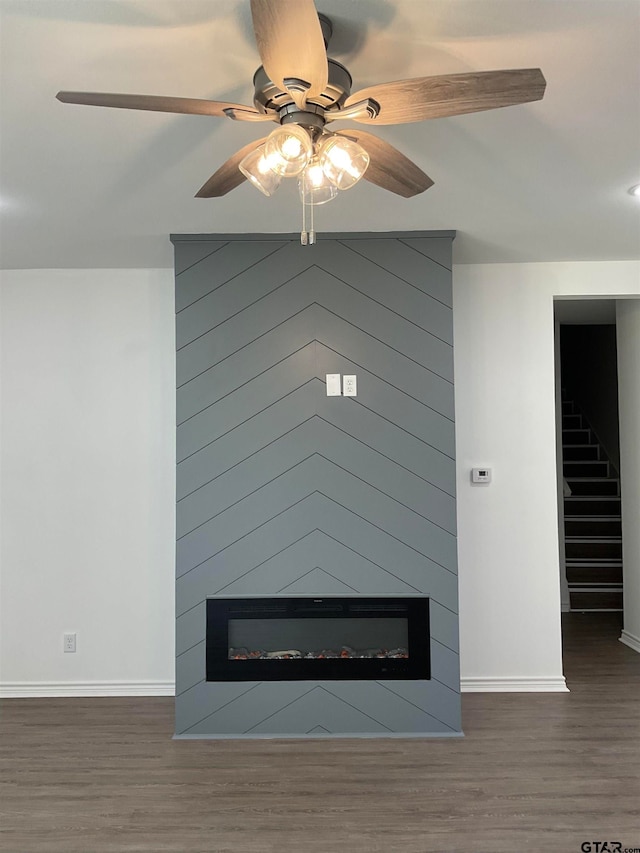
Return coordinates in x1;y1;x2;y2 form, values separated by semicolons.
1;0;639;269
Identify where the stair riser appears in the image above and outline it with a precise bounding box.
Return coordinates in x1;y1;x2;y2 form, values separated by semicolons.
563;446;600;461
564;498;621;515
563;462;609;478
563;414;583;429
566;567;623;584
570;591;623;611
564;520;622;537
562;429;591;444
565;480;620;496
563;415;583;429
565;541;622;559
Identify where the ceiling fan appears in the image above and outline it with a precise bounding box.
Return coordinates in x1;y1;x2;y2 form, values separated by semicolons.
57;0;546;241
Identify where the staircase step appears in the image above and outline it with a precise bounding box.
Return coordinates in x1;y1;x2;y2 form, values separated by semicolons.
565;538;622;559
563;461;609;477
565;478;620;496
563;414;583;429
566;563;623;583
564;518;622;537
562;402;623;612
564;496;621;515
562;444;600;461
569;589;623;611
562;428;591;444
564;516;622;538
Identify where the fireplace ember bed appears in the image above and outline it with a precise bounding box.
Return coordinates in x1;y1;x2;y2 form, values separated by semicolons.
206;596;431;682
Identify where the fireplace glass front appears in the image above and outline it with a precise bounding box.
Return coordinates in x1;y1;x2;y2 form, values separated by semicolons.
206;597;430;681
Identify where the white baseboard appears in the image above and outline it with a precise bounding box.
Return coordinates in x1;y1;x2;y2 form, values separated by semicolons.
619;630;640;654
461;676;569;692
0;681;176;698
3;677;571;697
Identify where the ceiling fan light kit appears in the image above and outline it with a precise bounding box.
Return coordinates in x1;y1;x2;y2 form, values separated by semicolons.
238;145;283;196
263;124;313;177
318;135;371;191
240;123;371;213
55;0;546;245
299;155;339;205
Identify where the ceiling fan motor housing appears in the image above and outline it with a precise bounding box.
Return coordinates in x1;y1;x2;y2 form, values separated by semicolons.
253;58;353;125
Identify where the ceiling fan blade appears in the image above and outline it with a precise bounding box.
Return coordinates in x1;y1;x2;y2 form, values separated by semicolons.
344;68;546;125
195;137;268;198
56;91;273;120
335;130;433;198
250;0;328;109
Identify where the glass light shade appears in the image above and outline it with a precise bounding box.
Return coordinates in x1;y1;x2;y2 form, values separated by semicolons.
298;156;338;205
319;135;370;190
238;145;282;197
264;125;313;177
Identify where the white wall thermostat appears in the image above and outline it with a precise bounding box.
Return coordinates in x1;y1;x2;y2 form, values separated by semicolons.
471;467;492;484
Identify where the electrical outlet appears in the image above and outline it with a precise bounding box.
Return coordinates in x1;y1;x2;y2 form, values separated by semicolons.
343;375;357;396
63;632;76;653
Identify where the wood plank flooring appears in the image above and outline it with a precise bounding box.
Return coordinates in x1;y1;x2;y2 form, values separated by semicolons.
1;613;639;853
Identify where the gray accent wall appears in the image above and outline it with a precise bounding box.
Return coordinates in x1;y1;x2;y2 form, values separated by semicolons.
172;232;461;737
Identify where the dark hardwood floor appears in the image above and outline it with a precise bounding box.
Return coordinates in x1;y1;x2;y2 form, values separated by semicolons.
1;613;639;853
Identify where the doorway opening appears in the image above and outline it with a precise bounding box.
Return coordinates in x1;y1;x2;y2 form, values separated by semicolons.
554;298;625;683
556;304;622;613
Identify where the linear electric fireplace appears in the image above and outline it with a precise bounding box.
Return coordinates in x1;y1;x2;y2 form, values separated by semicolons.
206;596;430;682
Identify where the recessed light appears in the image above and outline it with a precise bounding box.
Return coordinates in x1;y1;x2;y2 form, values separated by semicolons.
628;183;640;197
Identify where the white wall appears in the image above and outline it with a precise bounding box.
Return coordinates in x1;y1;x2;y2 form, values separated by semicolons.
616;300;640;653
1;261;638;696
0;268;175;695
454;261;640;690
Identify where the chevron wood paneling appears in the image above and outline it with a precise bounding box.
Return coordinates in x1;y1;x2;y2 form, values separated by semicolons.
172;232;461;737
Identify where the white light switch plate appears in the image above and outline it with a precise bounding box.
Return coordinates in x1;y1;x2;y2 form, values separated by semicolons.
326;374;341;396
343;375;357;396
